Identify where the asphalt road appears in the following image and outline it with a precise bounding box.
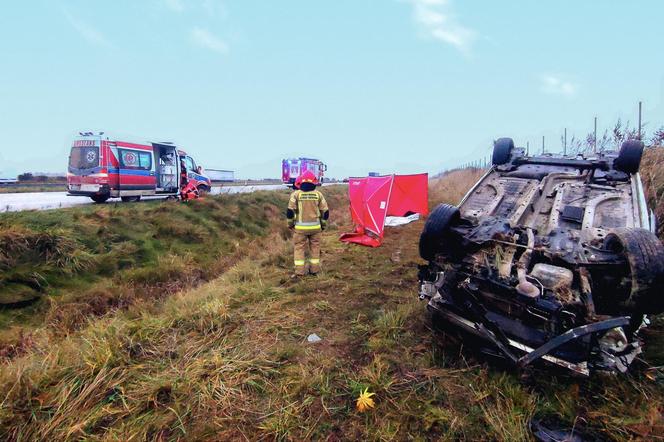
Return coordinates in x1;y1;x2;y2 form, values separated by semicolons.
0;184;289;213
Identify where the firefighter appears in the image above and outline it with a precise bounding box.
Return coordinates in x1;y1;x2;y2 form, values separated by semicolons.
287;170;329;276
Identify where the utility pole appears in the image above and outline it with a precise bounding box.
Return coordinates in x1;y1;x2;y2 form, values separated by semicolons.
542;136;545;154
526;141;530;156
594;116;598;154
638;101;643;140
564;128;567;155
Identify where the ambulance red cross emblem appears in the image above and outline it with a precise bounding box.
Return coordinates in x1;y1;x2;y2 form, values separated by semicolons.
123;152;137;165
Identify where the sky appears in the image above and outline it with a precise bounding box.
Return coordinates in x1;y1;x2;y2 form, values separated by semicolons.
1;0;663;179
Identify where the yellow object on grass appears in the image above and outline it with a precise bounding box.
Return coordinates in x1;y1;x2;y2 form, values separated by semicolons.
356;387;376;412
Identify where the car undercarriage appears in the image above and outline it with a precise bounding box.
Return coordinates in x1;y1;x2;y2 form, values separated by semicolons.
418;139;664;375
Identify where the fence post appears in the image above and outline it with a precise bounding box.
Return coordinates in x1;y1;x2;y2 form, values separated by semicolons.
594;116;597;153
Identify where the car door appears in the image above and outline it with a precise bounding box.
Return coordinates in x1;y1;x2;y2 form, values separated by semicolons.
183;156;197;183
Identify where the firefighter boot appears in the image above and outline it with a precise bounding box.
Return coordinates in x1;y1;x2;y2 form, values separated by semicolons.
293;232;308;276
308;232;322;275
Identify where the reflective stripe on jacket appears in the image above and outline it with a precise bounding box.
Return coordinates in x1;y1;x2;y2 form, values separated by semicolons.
288;190;329;231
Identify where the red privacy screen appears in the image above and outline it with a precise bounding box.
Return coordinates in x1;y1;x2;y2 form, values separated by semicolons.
388;174;429;217
340;173;428;247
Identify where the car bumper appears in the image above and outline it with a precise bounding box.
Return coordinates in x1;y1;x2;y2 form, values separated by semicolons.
427;301;591;376
67;184;110;196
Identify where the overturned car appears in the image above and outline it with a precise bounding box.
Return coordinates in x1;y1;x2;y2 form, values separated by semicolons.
418;139;664;375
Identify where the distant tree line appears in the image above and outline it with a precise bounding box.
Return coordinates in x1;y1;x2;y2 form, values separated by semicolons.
17;173;66;182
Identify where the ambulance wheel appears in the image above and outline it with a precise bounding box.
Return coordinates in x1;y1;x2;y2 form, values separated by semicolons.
121;196;141;202
197;185;210;195
91;195;109;204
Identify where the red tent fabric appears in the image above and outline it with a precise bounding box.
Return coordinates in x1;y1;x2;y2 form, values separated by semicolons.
340;173;428;247
387;174;429;217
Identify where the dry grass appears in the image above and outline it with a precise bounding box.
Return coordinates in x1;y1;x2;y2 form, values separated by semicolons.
641;147;664;237
429;168;487;206
0;174;663;440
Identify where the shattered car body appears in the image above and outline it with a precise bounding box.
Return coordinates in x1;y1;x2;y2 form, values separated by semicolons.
418;139;664;375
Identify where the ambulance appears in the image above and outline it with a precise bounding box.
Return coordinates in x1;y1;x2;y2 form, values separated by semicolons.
67;132;211;203
281;157;327;188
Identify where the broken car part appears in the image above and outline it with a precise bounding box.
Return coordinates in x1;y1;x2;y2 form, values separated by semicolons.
418;138;664;375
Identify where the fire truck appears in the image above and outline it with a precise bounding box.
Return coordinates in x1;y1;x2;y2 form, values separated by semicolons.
67;132;211;203
281;158;327;187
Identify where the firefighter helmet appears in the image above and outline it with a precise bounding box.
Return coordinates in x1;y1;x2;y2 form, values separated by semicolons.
295;170;319;188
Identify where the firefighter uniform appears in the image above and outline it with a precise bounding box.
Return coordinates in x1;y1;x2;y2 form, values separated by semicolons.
287;180;329;276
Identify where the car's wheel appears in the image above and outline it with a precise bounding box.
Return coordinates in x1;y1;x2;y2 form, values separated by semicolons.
197;185;210;195
492;138;515;165
91;195;109;204
419;204;461;261
614;140;644;174
121;196;141;202
604;228;664;314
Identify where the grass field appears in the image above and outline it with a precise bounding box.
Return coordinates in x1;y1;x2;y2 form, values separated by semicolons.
0;185;66;194
0;190;305;336
0;160;663;440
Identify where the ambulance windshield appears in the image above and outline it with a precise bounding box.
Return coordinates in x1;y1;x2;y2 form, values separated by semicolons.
69;146;100;170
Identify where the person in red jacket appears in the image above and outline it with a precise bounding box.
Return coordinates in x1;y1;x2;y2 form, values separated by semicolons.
180;180;200;201
179;159;199;200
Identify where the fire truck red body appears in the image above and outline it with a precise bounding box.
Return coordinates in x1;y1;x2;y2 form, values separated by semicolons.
67;132;211;203
281;158;327;187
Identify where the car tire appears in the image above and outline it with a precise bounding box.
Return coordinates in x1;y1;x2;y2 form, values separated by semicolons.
614;140;644;174
419;204;461;261
121;196;141;202
91;195;109;204
604;228;664;314
197;185;210;195
492;138;515;165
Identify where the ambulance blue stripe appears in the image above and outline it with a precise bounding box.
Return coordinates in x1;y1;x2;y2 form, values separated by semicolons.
107;168;153;176
192;173;209;183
